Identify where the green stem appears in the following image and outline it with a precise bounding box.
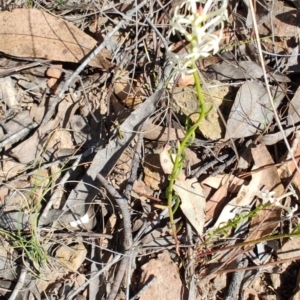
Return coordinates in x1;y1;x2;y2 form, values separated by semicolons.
167;60;206;246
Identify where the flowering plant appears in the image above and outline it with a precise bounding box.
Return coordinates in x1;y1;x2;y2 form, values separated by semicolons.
166;0;228;249
258;186;298;219
168;0;228;73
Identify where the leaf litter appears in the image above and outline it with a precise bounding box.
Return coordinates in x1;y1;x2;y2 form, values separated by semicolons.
0;1;300;299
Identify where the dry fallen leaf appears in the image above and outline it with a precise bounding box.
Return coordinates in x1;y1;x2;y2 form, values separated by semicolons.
56;243;87;272
113;70;145;108
246;144;284;240
144;154;165;190
208;60;290;82
277;239;300;260
0;9;113;69
11;97;73;163
287;86;300;126
278;131;300;194
209;176;260;232
205;181;230;223
132;179;154;201
177;74;195;86
211;144;283;236
202;174;247;222
174;176;205;235
46;64;63;94
70;115;91;145
244;0;270;28
225;81;284;139
30;169;50;188
144;123;185;142
30;168;50;202
114;70;132;101
46;66;62;79
0;155;26;180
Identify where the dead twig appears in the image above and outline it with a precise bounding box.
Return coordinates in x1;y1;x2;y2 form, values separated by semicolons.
225;256;249;300
193;154;230;177
95;171;133;300
123;121;147;201
107;256;130;300
0;123;38;150
103;121;148;300
8;267;27;300
97;173;132;251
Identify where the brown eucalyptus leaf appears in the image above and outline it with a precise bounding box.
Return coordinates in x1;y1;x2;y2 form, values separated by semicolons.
277;239;300;260
260;126;298;146
11;97;73;163
144;154;164;191
210;171;262;232
0;110;36;141
278;131;300;194
225;81;285;139
208;144;282;234
204;175;247;222
0;9;113;69
144;123;186;141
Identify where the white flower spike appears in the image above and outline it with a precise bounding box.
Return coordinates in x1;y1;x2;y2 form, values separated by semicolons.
168;0;228;74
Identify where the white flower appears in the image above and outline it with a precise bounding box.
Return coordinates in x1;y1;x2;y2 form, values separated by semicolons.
168;0;228;74
167;51;197;74
285;204;298;219
258;186;298;219
258;190;276;203
182;0;199;13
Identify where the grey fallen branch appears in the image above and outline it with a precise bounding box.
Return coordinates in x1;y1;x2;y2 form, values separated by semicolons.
97;173;132;251
110;124;146;300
